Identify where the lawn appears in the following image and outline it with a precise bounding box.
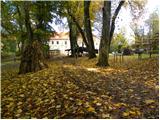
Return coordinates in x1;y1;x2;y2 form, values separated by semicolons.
1;55;159;119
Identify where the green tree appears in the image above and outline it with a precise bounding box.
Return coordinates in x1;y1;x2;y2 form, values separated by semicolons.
145;10;159;41
2;1;54;74
145;10;159;56
110;33;128;52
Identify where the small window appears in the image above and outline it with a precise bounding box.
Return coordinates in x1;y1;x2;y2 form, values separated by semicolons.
57;41;59;44
65;41;67;45
52;41;54;44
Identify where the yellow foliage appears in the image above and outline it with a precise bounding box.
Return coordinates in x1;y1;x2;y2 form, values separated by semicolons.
145;99;155;104
122;112;129;117
87;106;95;112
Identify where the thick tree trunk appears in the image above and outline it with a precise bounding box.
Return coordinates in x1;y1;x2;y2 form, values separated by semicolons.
84;1;96;59
19;41;48;74
97;1;111;67
19;2;48;74
68;17;78;57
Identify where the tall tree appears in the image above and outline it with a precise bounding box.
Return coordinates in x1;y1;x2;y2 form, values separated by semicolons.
97;1;111;66
19;1;48;74
97;1;124;66
84;1;96;58
1;1;55;74
145;10;159;37
97;0;145;66
54;1;101;59
145;10;159;56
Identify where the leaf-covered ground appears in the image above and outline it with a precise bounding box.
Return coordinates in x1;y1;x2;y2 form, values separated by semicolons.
1;56;159;119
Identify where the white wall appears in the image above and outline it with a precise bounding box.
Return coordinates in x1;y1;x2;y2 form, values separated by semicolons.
77;37;100;50
49;37;100;55
49;39;70;55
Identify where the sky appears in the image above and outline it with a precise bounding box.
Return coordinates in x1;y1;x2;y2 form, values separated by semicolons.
51;0;159;45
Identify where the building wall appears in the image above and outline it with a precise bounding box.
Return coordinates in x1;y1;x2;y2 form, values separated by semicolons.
94;37;100;50
49;37;100;55
77;37;100;50
48;39;70;55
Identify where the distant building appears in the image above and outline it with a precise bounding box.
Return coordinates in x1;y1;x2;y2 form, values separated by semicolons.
48;32;100;55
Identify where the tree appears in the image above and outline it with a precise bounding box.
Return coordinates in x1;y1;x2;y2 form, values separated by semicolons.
19;1;55;74
1;1;24;55
145;10;159;57
130;23;144;48
97;1;124;66
2;1;54;74
97;0;146;66
67;17;79;57
54;1;101;58
97;1;111;66
52;1;86;57
110;33;128;52
19;2;46;74
145;10;159;39
84;1;96;58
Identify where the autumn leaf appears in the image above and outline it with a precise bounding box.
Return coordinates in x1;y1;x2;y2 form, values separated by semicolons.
87;106;95;112
144;100;155;105
122;111;129;117
1;56;158;118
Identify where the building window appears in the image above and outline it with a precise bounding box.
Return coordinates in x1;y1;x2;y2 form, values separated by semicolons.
65;41;67;45
57;41;59;44
52;41;54;44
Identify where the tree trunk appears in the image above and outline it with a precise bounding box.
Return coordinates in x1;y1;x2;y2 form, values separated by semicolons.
19;2;48;74
16;4;26;55
97;1;111;67
19;41;48;74
68;17;78;57
68;12;89;49
84;1;96;59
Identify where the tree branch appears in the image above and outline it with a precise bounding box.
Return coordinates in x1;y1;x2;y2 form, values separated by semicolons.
67;11;89;48
109;1;125;45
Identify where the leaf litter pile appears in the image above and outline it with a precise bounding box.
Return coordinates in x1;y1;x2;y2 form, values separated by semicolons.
1;56;159;119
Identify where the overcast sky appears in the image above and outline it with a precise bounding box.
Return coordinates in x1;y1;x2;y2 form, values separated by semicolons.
51;0;159;44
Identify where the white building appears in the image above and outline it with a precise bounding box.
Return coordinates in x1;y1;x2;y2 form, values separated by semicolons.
49;32;70;55
48;32;100;55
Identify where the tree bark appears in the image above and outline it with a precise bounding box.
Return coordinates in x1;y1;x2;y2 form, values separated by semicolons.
84;1;96;59
97;1;111;67
19;41;48;74
68;17;78;57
